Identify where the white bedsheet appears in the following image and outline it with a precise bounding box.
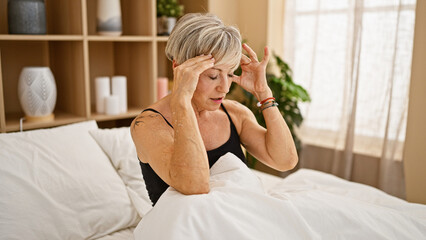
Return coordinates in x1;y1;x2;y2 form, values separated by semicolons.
134;153;426;239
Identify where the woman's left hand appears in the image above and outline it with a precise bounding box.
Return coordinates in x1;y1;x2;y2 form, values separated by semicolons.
232;44;272;101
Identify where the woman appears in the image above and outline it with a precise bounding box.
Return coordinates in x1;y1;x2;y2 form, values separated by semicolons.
131;13;298;206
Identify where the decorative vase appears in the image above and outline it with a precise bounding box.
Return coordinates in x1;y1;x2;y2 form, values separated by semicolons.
157;16;176;36
18;67;57;122
8;0;47;34
97;0;122;36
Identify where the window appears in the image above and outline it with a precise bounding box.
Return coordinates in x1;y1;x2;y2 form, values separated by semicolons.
283;0;416;158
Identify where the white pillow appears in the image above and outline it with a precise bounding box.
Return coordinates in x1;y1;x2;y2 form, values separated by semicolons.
0;121;140;239
89;127;152;216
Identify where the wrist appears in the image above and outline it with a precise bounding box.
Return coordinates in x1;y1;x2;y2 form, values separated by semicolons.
170;92;192;108
254;88;273;102
171;87;193;99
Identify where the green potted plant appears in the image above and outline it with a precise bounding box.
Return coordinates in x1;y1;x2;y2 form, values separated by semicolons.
157;0;184;36
231;53;311;169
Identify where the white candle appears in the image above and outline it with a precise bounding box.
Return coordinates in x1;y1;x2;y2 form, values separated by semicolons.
112;76;127;113
157;77;169;100
95;76;110;113
105;95;120;115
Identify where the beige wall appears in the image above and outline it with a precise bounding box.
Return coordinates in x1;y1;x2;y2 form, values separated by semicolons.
207;0;239;28
403;0;426;204
181;0;284;67
266;0;285;59
208;0;283;62
179;0;209;13
178;0;268;56
236;0;268;57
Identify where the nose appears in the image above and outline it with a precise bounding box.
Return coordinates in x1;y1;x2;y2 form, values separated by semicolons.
217;77;230;94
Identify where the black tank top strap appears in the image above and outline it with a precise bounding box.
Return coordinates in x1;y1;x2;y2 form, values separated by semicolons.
220;103;240;135
220;104;233;125
142;108;173;129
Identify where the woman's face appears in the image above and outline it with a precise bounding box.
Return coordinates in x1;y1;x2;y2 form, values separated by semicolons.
192;63;235;111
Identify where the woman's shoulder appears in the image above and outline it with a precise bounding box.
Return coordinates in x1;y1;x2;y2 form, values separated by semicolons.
222;99;255;134
131;97;173;134
130;98;174;163
223;99;253;116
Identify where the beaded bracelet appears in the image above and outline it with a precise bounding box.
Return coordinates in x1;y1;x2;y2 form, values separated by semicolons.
260;101;278;112
257;97;276;107
259;100;276;110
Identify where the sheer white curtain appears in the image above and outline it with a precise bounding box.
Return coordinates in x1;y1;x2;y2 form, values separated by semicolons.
283;0;416;198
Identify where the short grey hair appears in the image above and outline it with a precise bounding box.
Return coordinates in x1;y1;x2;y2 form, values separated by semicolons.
165;13;242;72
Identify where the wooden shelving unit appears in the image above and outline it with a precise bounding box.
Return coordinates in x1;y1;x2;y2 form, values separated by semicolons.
0;0;198;132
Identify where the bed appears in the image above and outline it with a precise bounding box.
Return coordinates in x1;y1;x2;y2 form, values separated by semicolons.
0;121;425;239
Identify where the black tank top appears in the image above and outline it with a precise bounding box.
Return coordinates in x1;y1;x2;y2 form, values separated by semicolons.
139;104;247;206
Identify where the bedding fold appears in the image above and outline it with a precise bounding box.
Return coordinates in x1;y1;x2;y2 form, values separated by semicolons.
134;153;426;239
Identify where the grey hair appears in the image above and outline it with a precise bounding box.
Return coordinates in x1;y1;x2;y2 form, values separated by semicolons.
165;13;242;72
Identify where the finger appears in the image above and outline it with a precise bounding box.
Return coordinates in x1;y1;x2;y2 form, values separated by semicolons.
231;75;241;85
180;54;214;68
192;57;216;74
242;43;258;62
240;54;251;65
261;46;270;66
174;56;214;80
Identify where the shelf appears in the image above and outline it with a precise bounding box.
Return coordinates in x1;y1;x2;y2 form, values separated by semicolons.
0;0;204;133
5;107;142;132
90;107;141;122
0;35;84;41
0;35;156;42
87;36;154;42
86;0;154;36
0;0;82;35
88;41;155;112
5;111;86;132
0;40;87;127
156;36;169;42
157;41;173;78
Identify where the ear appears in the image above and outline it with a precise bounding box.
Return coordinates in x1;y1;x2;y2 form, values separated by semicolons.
172;60;178;69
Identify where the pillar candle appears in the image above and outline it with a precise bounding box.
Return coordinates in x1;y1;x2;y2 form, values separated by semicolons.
105;95;119;115
112;76;127;113
157;77;169;100
95;76;110;113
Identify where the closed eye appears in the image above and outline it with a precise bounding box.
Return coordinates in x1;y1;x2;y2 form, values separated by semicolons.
209;74;234;80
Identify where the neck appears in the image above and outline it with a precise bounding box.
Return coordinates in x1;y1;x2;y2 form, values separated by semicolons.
191;100;210;119
165;95;210;119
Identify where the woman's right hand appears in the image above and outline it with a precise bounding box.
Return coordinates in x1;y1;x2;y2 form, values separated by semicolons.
172;54;215;99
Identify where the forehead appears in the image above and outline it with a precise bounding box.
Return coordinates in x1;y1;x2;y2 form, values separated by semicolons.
210;64;234;72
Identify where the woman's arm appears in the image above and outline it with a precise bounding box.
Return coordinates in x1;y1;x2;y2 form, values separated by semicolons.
239;99;298;171
131;54;215;195
232;44;298;171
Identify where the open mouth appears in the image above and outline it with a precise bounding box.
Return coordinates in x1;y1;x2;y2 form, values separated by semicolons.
211;97;223;103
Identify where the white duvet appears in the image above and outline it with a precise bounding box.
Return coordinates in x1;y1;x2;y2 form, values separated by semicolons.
134;153;426;239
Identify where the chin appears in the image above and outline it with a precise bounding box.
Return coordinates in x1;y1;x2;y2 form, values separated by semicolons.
206;105;220;111
192;97;222;111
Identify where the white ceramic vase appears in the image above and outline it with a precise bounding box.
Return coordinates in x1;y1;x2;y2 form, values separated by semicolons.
97;0;122;36
18;67;57;122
